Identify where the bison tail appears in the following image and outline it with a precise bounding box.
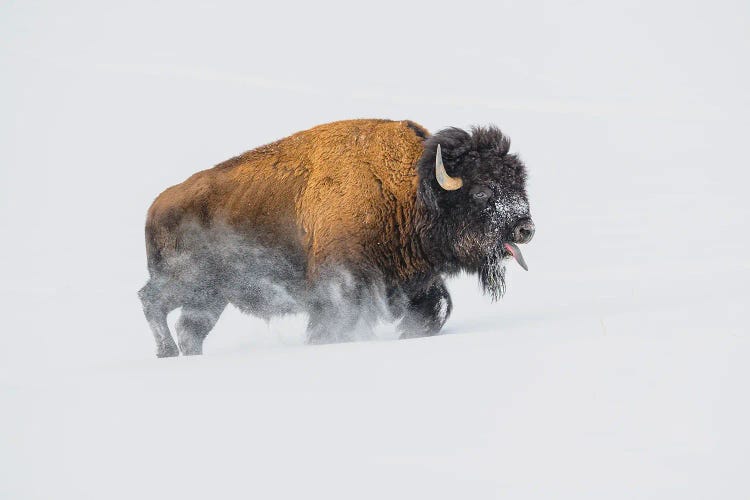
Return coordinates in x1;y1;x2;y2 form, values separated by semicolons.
144;216;181;276
144;221;164;274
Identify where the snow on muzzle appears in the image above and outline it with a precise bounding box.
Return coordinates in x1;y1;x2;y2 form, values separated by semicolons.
503;242;529;271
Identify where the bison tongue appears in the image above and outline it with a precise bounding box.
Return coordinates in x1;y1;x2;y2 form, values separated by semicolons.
503;242;529;271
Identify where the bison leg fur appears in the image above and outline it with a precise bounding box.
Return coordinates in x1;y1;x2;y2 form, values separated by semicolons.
398;278;452;339
306;305;364;344
305;269;377;344
175;295;227;356
138;278;180;358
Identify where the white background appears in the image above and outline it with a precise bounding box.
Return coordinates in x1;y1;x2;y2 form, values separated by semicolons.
1;1;748;498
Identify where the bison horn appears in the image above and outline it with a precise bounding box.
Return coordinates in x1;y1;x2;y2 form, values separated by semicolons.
435;144;463;191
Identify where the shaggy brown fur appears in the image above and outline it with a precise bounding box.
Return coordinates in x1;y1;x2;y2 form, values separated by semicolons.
146;119;431;283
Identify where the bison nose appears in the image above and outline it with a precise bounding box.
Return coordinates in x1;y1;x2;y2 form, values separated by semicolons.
512;218;535;244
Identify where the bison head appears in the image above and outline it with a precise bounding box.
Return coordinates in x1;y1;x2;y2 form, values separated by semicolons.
417;126;534;300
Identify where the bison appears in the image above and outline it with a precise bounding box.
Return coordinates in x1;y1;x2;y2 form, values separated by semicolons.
138;119;534;357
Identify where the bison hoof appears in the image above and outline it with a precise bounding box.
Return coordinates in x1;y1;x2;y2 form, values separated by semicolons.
399;329;437;340
178;339;203;356
307;335;335;345
156;344;179;358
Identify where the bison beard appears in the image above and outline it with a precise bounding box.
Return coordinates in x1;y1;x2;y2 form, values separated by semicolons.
139;119;532;357
479;250;507;302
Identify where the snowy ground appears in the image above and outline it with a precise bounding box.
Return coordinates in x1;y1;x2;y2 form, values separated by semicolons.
2;1;749;498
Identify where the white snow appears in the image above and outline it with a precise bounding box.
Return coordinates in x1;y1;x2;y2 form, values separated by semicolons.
1;1;749;499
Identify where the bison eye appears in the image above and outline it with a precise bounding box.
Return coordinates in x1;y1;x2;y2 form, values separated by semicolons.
471;188;492;203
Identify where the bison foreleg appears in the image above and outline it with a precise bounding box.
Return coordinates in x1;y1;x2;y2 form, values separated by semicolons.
306;305;364;344
305;268;378;344
398;277;452;339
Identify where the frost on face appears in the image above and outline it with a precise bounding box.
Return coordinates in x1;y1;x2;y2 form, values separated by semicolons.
489;193;530;229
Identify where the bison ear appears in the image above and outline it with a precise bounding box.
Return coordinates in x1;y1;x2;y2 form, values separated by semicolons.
418;176;440;212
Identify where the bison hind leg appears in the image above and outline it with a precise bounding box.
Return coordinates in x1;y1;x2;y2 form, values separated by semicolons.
175;293;227;356
139;273;227;357
138;278;180;358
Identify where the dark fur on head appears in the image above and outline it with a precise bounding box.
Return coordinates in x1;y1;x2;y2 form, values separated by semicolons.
416;126;531;300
